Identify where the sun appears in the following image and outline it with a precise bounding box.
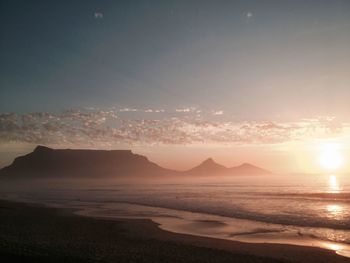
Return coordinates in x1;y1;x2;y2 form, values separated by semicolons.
319;143;343;171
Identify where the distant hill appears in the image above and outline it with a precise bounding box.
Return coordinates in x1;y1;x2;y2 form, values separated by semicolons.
228;163;271;175
186;158;271;176
0;146;271;179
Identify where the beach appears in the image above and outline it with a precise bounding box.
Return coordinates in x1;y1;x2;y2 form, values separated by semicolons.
2;1;350;262
0;199;348;263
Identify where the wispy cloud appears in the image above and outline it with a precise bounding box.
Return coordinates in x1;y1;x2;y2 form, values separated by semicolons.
0;108;346;148
144;109;165;113
212;110;224;115
119;108;138;112
175;107;200;113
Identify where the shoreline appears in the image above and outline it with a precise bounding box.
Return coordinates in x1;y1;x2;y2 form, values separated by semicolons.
0;199;349;263
74;200;350;258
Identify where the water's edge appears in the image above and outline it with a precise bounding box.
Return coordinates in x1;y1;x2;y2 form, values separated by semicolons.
74;201;350;259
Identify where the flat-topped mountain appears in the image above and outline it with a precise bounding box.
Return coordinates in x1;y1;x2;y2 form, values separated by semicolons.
0;146;271;178
0;146;173;178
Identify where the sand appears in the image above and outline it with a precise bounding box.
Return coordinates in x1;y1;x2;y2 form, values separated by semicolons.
0;199;349;263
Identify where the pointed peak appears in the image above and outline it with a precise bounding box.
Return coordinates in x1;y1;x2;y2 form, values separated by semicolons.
197;158;226;168
202;157;216;164
187;157;227;174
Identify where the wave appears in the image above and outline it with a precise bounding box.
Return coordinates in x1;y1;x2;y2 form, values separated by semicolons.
258;192;350;200
112;199;350;231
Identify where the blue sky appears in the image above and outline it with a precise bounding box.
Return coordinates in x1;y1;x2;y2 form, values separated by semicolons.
1;0;350;172
1;0;350;118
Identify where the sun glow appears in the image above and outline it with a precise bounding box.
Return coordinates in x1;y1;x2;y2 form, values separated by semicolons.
319;143;344;171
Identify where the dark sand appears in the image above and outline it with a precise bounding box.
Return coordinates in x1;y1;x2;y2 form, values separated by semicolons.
0;200;348;263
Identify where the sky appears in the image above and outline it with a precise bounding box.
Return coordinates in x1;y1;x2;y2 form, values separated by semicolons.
1;0;350;173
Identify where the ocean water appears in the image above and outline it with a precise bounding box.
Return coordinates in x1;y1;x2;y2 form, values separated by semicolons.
1;173;350;257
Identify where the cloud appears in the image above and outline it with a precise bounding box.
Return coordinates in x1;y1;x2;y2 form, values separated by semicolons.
144;109;165;113
176;108;192;113
119;108;138;112
212;110;224;115
0;108;346;148
175;107;199;113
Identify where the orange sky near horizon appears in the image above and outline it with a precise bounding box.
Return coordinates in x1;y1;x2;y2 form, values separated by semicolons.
140;139;350;174
1;134;349;175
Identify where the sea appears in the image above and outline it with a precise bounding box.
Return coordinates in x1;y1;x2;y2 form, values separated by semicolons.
1;173;350;257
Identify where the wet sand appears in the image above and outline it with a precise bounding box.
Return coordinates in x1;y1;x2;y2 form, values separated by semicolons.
0;199;349;263
76;201;350;258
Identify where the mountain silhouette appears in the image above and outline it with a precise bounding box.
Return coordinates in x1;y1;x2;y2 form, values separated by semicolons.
229;163;271;175
0;146;174;178
187;158;271;176
187;158;228;175
0;146;271;178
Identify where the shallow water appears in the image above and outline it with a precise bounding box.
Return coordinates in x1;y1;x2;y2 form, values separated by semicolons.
1;173;350;257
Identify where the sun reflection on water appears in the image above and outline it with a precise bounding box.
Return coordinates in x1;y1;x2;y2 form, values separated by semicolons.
325;175;345;220
326;204;344;220
328;175;341;193
323;242;350;259
326;243;344;251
